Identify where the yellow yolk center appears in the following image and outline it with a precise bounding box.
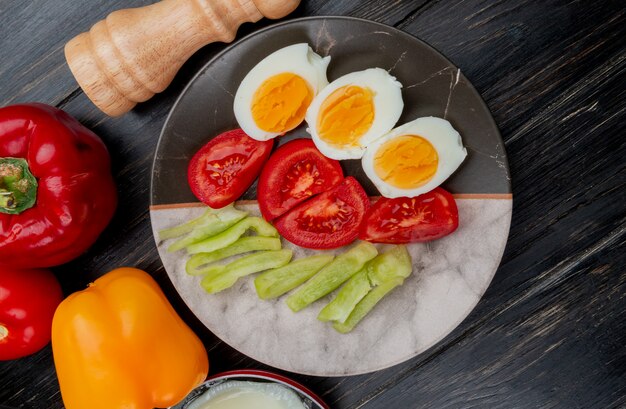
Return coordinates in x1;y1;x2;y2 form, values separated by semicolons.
374;135;439;189
317;85;375;147
251;73;313;133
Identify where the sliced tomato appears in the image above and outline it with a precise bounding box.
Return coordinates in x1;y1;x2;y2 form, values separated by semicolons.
359;188;459;244
274;177;369;249
257;139;344;221
188;129;273;209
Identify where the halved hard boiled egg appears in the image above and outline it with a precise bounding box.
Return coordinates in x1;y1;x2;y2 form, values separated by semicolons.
305;68;404;160
362;117;467;198
234;43;330;141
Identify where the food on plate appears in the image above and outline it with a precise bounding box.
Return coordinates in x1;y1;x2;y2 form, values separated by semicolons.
234;43;330;141
333;276;405;334
359;188;459;243
201;249;293;294
184;380;306;409
164;205;248;252
52;268;208;409
0;103;116;268
188;129;273;209
187;236;282;276
155;40;475;340
286;241;378;312
362;116;466;198
306;68;403;160
319;246;412;326
366;245;413;285
255;253;334;300
187;216;278;254
274;176;370;249
258;138;343;221
317;268;371;323
0;267;63;360
160;205;418;334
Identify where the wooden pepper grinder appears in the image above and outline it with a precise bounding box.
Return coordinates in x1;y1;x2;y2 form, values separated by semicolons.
65;0;301;116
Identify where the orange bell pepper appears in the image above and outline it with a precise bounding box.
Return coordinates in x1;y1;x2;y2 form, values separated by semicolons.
51;268;208;409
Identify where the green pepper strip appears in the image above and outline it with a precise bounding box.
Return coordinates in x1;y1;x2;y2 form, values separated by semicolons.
286;242;378;312
186;236;282;276
255;254;334;300
159;210;209;241
0;158;37;215
333;277;405;333
187;217;278;255
201;249;293;294
367;245;412;285
317;267;371;323
318;245;412;323
166;206;248;252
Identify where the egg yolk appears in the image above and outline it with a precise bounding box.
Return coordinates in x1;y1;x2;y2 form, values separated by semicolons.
317;85;375;147
251;73;313;133
374;135;438;189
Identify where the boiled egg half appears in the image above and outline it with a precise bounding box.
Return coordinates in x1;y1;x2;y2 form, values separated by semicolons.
362;117;467;198
306;68;404;160
234;43;330;141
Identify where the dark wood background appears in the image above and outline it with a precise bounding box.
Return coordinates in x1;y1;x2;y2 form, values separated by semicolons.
1;0;624;408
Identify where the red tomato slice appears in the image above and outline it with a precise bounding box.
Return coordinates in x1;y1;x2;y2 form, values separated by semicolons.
188;129;273;209
274;176;369;249
258;139;344;221
359;188;459;244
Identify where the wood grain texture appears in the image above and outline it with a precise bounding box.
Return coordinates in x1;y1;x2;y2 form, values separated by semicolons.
1;0;625;408
0;0;153;107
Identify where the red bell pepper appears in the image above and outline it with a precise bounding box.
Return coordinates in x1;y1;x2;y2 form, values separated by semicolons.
0;103;117;268
0;267;63;360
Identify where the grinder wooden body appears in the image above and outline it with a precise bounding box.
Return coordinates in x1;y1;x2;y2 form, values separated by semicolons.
65;0;300;116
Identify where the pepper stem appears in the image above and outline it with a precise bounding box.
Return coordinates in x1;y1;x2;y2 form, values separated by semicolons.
0;158;37;215
0;324;8;341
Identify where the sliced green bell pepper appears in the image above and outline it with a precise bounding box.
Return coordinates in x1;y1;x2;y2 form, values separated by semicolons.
317;267;371;322
254;254;334;300
367;245;412;285
319;245;412;324
186;236;282;276
165;206;248;252
159;206;245;240
333;277;405;333
286;242;378;312
187;217;278;255
201;249;293;294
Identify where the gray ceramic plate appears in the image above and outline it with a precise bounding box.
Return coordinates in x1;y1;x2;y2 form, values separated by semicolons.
150;17;512;376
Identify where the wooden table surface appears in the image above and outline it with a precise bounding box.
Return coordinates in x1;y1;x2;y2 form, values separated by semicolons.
1;1;625;408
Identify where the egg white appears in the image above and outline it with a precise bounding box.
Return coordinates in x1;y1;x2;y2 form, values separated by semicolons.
234;43;330;141
362;117;467;198
305;68;404;160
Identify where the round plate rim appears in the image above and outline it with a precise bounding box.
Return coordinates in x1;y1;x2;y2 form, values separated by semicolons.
150;16;513;376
